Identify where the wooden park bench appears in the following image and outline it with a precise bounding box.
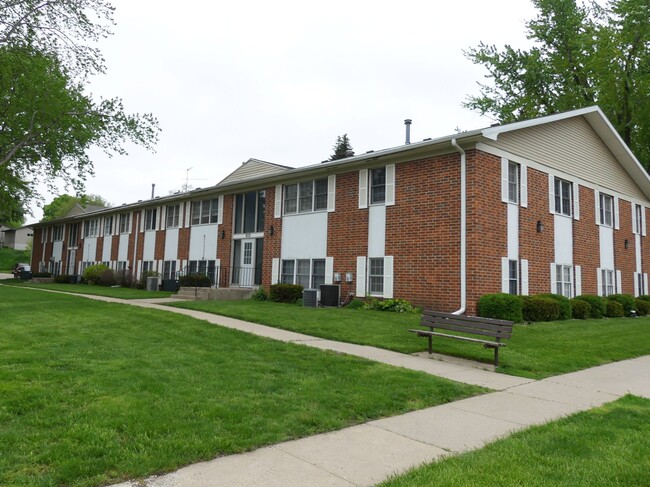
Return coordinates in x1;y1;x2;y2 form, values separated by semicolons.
409;310;514;366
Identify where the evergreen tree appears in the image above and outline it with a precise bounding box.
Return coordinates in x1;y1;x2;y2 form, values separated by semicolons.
329;134;354;161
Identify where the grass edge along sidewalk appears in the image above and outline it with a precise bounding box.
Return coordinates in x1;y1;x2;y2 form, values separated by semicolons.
0;286;485;487
167;299;650;380
1;278;174;299
381;395;650;487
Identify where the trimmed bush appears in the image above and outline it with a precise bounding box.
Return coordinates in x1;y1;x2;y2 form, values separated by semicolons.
31;272;52;278
522;296;561;322
637;295;650;302
569;298;591;319
574;295;606;319
635;298;650;316
100;269;116;286
362;298;419;313
269;284;303;303
54;274;73;284
605;299;624;318
345;299;365;309
537;293;572;320
251;287;268;301
179;273;211;288
477;293;523;323
82;264;110;285
607;294;636;317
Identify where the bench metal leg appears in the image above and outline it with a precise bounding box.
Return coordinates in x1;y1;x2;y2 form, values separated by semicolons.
428;335;432;354
494;346;499;367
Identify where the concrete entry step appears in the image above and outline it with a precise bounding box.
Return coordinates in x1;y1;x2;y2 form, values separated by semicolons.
176;287;255;301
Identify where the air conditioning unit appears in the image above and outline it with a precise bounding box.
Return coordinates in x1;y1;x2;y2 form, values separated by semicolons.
303;289;318;307
320;284;340;307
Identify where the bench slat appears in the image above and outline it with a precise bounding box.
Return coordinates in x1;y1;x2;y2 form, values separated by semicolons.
418;322;512;339
420;316;513;336
422;310;513;326
409;329;506;347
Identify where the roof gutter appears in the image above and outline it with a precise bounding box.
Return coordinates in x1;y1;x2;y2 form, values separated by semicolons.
450;138;466;315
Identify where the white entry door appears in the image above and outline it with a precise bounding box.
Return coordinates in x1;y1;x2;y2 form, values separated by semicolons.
240;239;255;287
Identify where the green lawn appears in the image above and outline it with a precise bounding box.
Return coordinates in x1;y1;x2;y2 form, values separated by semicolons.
168;300;650;379
0;287;484;487
381;395;650;486
1;279;173;299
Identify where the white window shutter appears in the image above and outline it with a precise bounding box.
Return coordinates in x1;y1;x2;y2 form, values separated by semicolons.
521;259;529;295
573;182;580;220
358;170;368;209
616;269;622;294
634;272;640;297
158;207;165;231
597;268;603;296
632;204;637;234
643;206;647;236
501;257;510;293
217;196;224;225
574;265;582;296
271;258;279;285
325;257;334;285
383;256;394;298
644;273;648;296
614;197;620;230
327;175;336;212
550;263;557;294
356;256;366;296
274;185;282;218
385;164;395;206
595;190;600;225
501;158;509;203
520;164;528;208
548;174;555;214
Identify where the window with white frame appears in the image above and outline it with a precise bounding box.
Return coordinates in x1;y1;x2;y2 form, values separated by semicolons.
634;204;643;234
554;178;572;216
508;260;518;295
637;273;645;296
599;193;614;227
83;219;98;238
166;204;180;228
142;261;155;273
507;162;519;204
116;261;127;271
234;191;265;233
370;168;386;205
53;225;64;241
283;179;328;215
68;223;78;246
280;259;326;288
163;260;177;279
119;213;130;234
144;209;157;231
556;264;573;298
281;260;295;284
368;258;384;294
312;259;325;289
104;216;113;236
191;199;219;225
601;269;615;296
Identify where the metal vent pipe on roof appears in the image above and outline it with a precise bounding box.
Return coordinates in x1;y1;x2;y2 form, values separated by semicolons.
404;119;412;144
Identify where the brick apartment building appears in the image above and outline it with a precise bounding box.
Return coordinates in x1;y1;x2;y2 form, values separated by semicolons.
30;106;650;314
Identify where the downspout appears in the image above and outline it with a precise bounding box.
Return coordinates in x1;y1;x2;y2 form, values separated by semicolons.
451;138;466;315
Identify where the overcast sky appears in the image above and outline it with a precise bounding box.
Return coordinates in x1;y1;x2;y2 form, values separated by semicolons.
30;0;539;223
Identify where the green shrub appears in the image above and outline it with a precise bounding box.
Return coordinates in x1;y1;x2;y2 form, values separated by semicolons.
178;273;211;288
269;284;303;303
569;298;590;319
31;272;52;278
54;274;73;284
574;295;606;319
82;264;110;285
522;296;561;322
635;298;650;316
606;294;636;317
605;299;624;318
251;287;268;301
362;298;419;313
538;293;572;320
345;299;365;309
637;295;650;302
477;293;523;323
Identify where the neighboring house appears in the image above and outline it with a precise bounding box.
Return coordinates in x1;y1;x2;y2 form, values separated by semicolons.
3;226;34;251
30;106;650;314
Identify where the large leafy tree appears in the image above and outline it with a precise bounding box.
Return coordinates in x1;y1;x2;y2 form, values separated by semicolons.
41;193;109;222
0;0;159;223
464;0;650;168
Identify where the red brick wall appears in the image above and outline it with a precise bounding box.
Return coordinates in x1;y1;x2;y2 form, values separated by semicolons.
177;228;190;261
154;230;166;260
31;228;44;270
327;171;368;298
615;199;635;294
262;186;282;290
573;185;600;295
216;195;234;281
111;235;119;261
95;237;104;262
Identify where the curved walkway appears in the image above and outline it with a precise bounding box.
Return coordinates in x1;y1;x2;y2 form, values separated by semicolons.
5;287;650;486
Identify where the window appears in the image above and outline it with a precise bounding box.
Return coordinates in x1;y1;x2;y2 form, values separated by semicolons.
104;216;113;236
68;223;78;246
233;191;265;233
142;261;155;273
601;269;614;297
312;259;325;289
295;259;310;288
635;204;643;234
369;258;384;294
119;213;130;234
284;179;328;215
191;199;219;226
166;205;180;228
144;209;157;231
554;178;572;216
281;260;295;284
163;260;177;279
637;273;645;296
116;261;127;271
508;260;518;295
83;219;98;238
556;264;573;298
53;225;64;241
599;193;613;227
507;163;519;204
370;168;386;205
281;259;326;288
